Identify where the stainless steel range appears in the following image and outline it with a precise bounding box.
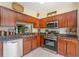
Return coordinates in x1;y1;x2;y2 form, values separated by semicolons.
44;32;58;51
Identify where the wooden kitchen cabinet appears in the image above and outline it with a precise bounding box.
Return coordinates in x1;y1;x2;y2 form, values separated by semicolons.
16;13;23;22
58;13;68;28
66;38;79;57
23;38;31;55
40;19;47;28
46;17;52;22
32;36;37;50
16;13;28;23
58;10;77;28
66;10;77;28
0;6;16;27
0;41;3;57
58;37;67;56
40;35;44;47
34;19;39;28
37;35;41;46
45;10;77;28
58;37;79;57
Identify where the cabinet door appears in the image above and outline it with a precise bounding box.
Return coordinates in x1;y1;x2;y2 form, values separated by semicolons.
47;15;58;23
40;19;47;28
58;14;67;28
67;10;77;28
58;38;66;56
34;19;39;28
46;17;52;22
16;13;25;22
67;39;78;57
37;35;41;46
32;36;37;50
40;35;44;47
16;13;22;22
23;38;31;55
1;7;16;27
0;41;3;57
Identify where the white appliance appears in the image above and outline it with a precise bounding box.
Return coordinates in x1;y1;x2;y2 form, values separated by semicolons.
3;39;23;57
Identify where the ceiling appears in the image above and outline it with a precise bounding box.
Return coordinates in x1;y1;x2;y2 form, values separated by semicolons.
18;2;77;13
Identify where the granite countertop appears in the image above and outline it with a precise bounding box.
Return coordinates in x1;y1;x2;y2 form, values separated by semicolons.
42;33;78;39
0;34;37;42
0;35;22;42
57;34;78;38
22;34;37;37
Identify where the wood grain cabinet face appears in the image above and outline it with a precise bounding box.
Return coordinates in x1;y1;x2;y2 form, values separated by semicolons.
23;38;31;55
40;19;47;28
58;38;67;56
58;37;78;57
0;41;3;57
34;19;39;28
46;15;58;23
40;35;44;47
58;14;68;28
37;35;41;46
32;36;37;50
46;17;51;22
0;7;16;27
58;10;77;28
16;13;26;22
66;10;77;28
66;39;78;57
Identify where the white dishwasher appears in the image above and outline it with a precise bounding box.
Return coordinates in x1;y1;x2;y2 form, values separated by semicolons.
3;39;23;57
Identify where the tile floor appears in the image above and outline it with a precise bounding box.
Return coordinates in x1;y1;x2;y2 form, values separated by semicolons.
24;47;63;57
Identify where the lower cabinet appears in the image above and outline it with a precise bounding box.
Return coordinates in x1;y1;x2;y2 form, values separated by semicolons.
23;35;38;56
37;35;41;46
58;37;79;57
40;35;44;47
66;39;79;57
23;35;45;56
0;41;3;57
58;38;66;56
31;36;37;50
23;38;31;55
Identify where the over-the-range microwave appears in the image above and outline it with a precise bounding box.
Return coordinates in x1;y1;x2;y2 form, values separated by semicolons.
47;21;58;29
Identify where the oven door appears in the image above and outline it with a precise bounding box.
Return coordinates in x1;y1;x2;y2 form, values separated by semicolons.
44;39;57;51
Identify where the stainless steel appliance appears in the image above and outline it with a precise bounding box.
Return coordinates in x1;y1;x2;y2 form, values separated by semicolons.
47;21;58;29
44;33;57;51
44;38;57;51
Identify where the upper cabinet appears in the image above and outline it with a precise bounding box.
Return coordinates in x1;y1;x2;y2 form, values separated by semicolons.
58;13;68;28
40;18;47;28
46;15;58;23
34;19;39;28
66;10;77;28
0;6;39;28
45;10;77;28
58;10;77;28
0;7;16;27
16;12;39;28
0;6;77;28
16;12;29;23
